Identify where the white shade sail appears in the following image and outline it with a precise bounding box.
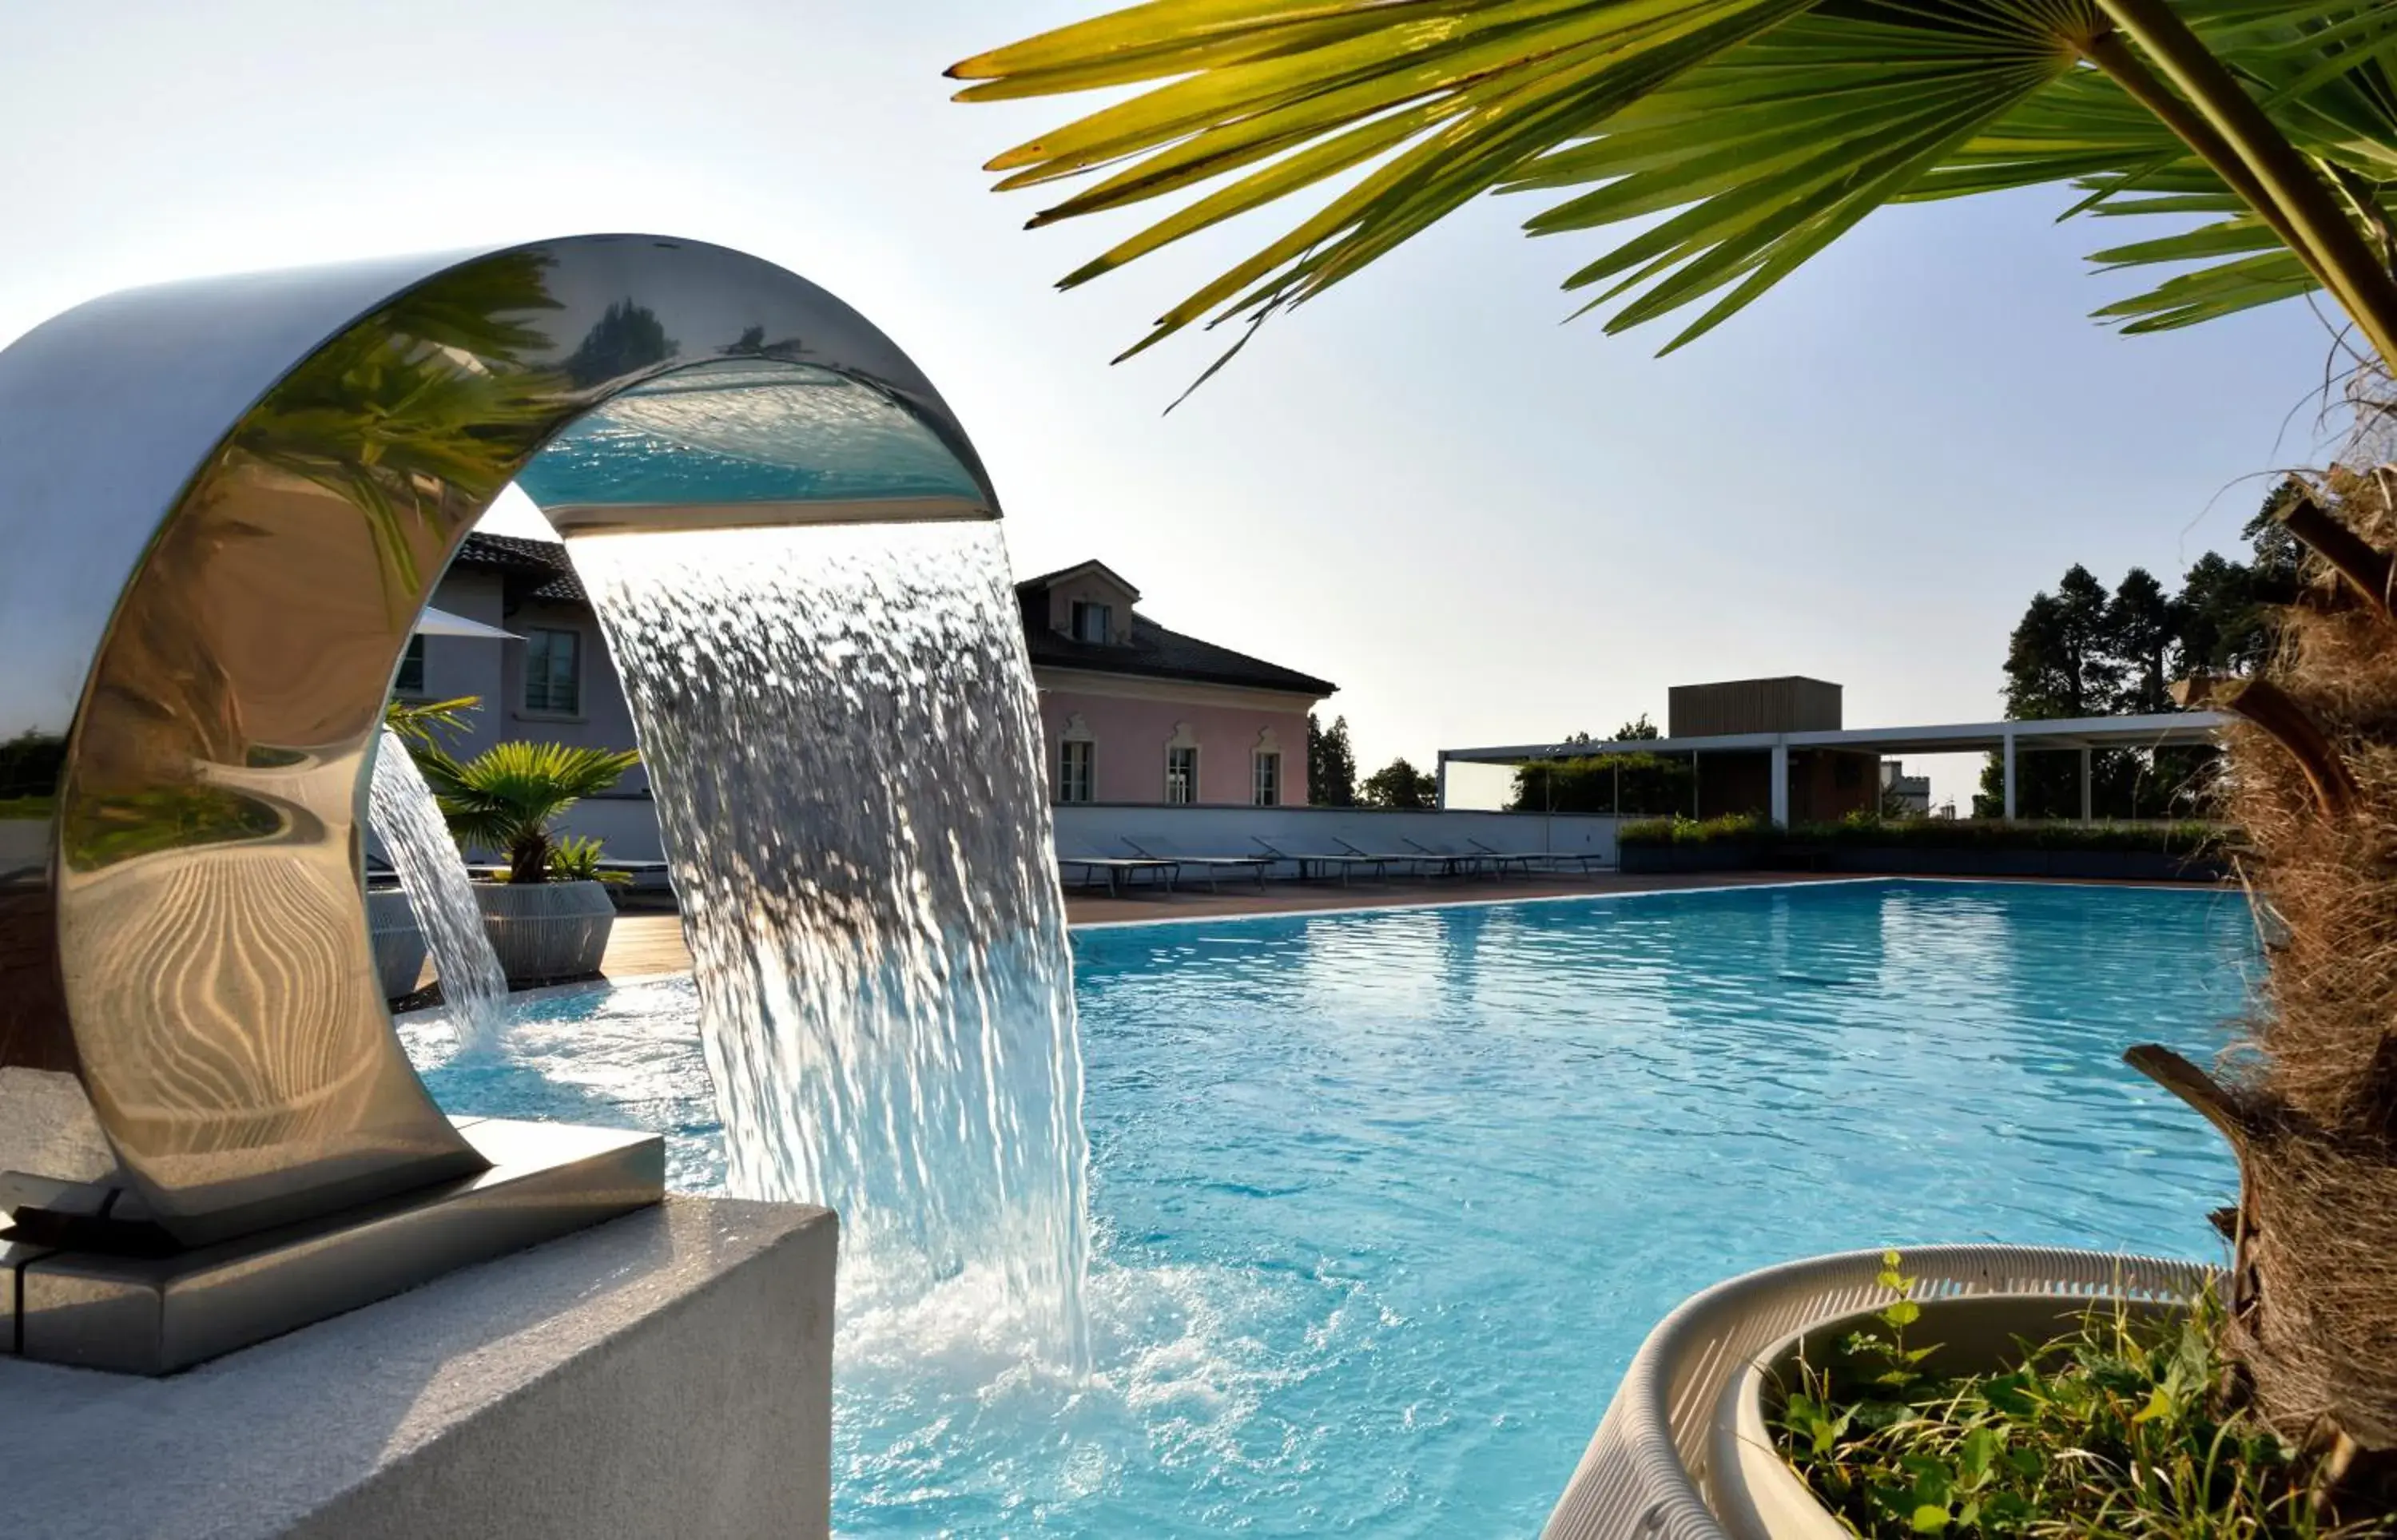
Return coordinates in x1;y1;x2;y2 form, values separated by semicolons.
413;605;518;641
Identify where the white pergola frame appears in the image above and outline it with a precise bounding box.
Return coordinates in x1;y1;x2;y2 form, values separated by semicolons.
1435;710;2229;824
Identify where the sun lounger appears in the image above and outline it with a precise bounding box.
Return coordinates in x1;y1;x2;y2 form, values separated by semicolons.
1335;836;1441;879
1054;838;1179;899
1251;835;1402;886
1441;835;1547;876
1123;835;1273;892
1402;835;1520;879
1476;838;1610;875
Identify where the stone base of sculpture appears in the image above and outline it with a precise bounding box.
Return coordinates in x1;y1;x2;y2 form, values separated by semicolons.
0;1196;837;1539
4;1117;664;1374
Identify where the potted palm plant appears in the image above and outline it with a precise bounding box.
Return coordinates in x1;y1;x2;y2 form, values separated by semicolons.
415;740;641;985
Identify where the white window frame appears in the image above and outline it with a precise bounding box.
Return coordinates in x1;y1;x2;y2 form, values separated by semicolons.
1058;738;1094;804
522;626;582;716
1165;744;1198;805
1252;750;1281;807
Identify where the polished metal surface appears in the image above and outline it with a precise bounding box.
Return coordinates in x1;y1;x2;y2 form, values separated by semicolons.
0;235;1000;1255
14;1116;663;1374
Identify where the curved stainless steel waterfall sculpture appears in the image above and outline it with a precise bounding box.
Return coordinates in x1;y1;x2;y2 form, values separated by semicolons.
0;236;999;1367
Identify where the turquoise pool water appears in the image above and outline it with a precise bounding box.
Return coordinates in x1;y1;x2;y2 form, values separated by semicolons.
403;879;2254;1535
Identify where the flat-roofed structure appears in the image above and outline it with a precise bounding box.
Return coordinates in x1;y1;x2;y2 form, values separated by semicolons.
1439;705;2228;824
1669;676;1843;737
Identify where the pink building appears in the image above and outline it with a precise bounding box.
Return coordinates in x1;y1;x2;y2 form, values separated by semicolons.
1018;561;1337;807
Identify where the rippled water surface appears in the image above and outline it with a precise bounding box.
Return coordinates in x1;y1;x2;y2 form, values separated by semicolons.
404;879;2253;1535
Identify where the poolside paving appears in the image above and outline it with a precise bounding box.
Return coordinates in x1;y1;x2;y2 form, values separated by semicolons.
591;871;1858;979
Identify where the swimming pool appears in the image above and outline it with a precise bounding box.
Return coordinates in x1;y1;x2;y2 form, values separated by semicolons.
402;879;2253;1534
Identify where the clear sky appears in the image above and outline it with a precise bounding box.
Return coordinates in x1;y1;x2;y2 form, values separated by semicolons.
0;2;2347;808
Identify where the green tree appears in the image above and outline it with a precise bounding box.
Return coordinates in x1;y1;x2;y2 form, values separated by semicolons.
1308;712;1358;806
1976;563;2213;818
1974;568;2118;818
2107;567;2180;716
563;300;678;388
1613;713;1662;741
0;730;65;799
1990;566;2120;724
2171;482;2305;677
2174;550;2274;676
1359;756;1437;810
2049;566;2122;718
1512;752;1691;815
415;740;641;884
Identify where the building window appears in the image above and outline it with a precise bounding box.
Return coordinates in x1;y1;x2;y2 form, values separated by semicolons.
523;627;581;715
1071;601;1111;644
1166;744;1197;805
394;635;427;697
1058;740;1094;804
1252;751;1281;807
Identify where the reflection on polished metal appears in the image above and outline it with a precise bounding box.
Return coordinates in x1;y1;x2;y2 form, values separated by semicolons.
0;235;1000;1368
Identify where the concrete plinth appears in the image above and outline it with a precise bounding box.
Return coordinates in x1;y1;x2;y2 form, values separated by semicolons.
1;1196;837;1540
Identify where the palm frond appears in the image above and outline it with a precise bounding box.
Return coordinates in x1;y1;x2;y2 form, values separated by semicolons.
956;0;1833;360
953;0;2397;363
1507;6;2109;349
383;694;480;753
2093;240;2321;327
416;740;639;864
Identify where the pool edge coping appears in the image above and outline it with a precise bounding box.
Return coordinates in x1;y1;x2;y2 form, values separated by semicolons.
1063;872;2233;933
1063;875;1889;931
396;874;2244;1013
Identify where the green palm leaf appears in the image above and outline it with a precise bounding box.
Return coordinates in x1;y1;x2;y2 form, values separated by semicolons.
2094;239;2321;326
415;740;639;884
952;0;2397;363
1506;7;2107;349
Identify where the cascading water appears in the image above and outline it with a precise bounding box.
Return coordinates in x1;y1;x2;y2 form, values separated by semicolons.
368;727;509;1056
573;521;1091;1366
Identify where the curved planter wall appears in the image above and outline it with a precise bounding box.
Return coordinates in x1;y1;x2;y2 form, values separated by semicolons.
475;879;617;985
1540;1244;2214;1540
367;888;427;1001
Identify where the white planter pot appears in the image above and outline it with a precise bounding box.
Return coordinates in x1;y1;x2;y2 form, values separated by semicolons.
1541;1244;2214;1540
367;887;427;1000
474;879;616;986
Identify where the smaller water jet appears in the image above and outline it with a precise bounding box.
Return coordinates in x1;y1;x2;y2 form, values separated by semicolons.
368;727;510;1054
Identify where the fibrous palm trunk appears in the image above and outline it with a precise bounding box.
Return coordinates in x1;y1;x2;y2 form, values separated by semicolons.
2135;467;2397;1498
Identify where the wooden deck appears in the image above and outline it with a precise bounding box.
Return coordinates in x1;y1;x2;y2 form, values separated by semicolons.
598;914;701;979
592;871;1855;980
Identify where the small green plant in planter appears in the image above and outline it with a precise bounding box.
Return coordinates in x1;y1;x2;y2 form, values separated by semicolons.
1776;1253;2387;1538
547;835;630;886
414;740;640;986
416;740;640;884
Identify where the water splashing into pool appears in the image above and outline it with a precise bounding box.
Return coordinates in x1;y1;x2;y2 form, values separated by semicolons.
574;521;1091;1366
368;727;508;1055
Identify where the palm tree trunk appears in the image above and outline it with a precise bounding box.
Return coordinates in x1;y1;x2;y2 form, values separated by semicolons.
2063;2;2397;1484
508;836;549;886
2140;486;2397;1493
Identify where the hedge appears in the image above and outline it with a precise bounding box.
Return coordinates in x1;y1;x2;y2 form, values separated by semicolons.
1617;812;2226;855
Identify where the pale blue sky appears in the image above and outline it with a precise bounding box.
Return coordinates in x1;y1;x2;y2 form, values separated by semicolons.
0;2;2343;807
